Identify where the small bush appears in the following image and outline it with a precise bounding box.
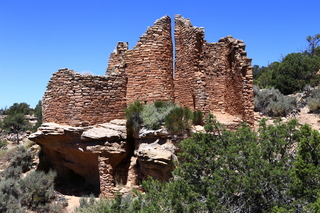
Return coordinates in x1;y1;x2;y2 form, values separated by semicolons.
125;100;143;136
141;101;176;130
254;85;297;117
6;145;33;173
125;100;194;134
192;110;203;125
165;106;192;134
75;193;140;213
307;87;320;113
20;170;57;211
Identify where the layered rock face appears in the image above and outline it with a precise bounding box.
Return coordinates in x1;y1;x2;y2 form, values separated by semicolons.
29;120;128;196
29;121;179;196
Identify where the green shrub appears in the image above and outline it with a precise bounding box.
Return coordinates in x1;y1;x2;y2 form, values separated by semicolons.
6;145;33;173
125;100;143;136
125;100;194;134
307;98;320;113
75;193;141;213
254;85;297;117
0;144;63;212
78;193;95;209
165;106;192;134
0;139;8;149
20;170;57;211
192;110;203;125
0;177;26;212
307;87;320;113
141;101;176;130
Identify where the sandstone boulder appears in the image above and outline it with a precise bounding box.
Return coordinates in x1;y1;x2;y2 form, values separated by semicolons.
29;120;129;195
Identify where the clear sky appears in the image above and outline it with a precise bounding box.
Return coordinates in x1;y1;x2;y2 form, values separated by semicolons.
0;0;319;108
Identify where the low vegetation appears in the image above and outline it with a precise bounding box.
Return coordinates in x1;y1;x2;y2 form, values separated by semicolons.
125;100;198;135
0;145;66;212
76;116;320;212
307;87;320;113
254;85;297;117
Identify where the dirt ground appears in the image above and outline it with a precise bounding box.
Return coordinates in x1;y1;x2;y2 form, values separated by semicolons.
65;196;81;213
295;105;320;130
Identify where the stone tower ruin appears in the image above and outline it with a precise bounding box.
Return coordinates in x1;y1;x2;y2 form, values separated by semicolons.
42;15;254;126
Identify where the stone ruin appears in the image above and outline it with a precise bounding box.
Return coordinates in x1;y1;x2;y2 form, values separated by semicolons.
43;15;253;127
30;15;254;197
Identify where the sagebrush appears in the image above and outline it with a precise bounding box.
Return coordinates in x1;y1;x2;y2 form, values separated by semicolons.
254;85;297;117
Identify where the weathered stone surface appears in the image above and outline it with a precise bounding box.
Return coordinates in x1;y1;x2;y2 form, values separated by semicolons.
35;14;255;197
29;120;129;195
42;15;254;127
135;139;178;181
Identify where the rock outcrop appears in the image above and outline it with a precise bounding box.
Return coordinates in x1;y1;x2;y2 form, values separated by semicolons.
29;120;180;196
29;120;129;196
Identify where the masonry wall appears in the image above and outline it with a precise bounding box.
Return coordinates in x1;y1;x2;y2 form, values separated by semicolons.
43;15;254;127
107;15;174;105
42;68;127;126
174;15;205;110
174;15;254;124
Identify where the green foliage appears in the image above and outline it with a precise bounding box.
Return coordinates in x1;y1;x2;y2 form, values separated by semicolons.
253;35;320;94
307;87;320;113
254;85;297;117
306;34;320;57
75;193;141;213
125;100;143;137
19;170;57;211
0;143;62;212
6;145;33;173
0;139;8;149
273;53;320;94
192;110;203;125
141;101;176;130
165;106;192;134
33;100;42;132
2;113;31;143
125;100;194;135
290;124;320;203
4;102;33;115
253;62;279;88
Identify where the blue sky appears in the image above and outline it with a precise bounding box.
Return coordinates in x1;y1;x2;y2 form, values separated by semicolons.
0;0;319;108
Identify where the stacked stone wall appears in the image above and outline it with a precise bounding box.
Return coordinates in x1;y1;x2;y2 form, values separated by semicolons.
107;15;174;105
174;15;205;110
42;68;127;126
222;36;254;124
43;15;254;127
174;15;254;124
